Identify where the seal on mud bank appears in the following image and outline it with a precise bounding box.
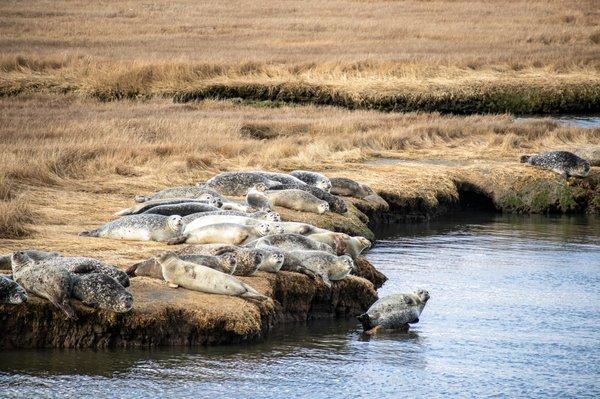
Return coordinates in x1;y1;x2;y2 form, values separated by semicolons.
329;177;389;209
290;170;332;192
0;249;60;269
126;253;238;279
358;289;430;334
247;233;335;253
115;197;221;217
266;189;329;214
282;250;354;288
135;186;224;203
246;183;273;212
308;232;371;258
176;244;267;276
0;275;27;304
173;222;271;246
182;210;280;225
268;183;347;213
80;215;183;243
71;273;133;313
204;172;283;196
520;151;591;179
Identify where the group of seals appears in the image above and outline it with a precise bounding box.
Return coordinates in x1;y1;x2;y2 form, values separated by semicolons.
520;150;591;179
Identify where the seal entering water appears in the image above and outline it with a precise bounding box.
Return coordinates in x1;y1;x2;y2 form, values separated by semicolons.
358;289;430;334
520;151;591;179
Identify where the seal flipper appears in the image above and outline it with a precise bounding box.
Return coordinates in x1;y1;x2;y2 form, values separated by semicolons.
357;313;373;331
79;229;100;237
240;283;268;301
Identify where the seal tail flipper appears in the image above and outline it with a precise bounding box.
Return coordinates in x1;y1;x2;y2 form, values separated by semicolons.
520;155;532;163
357;313;373;331
134;195;150;203
79;229;100;237
240;283;269;301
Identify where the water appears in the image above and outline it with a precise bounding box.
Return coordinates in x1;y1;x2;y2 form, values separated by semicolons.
517;115;600;129
1;214;599;398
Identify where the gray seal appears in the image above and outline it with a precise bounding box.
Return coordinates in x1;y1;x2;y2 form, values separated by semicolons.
204;172;283;196
358;290;430;334
308;232;371;258
142;202;220;217
182;210;281;225
71;273;133;313
11;251;77;319
80;214;183;243
173;244;266;276
520;151;591;178
247;233;335;253
280;250;354;287
173;222;270;246
246;183;273;211
329;177;388;209
115;197;221;217
0;275;27;304
251;171;306;186
36;256;130;288
0;249;61;270
266;189;329;214
135;186;224;203
126;253;238;279
290;170;332;192
267;183;347;213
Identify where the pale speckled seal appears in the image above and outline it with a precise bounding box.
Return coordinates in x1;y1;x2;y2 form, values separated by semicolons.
520;151;591;179
80;214;183;243
281;250;354;288
135;186;224;203
267;183;347;213
142;202;220;217
182;210;281;225
183;214;282;235
271;221;328;235
246;183;273;212
0;249;61;270
11;251;77;319
247;233;335;254
175;244;266;276
41;256;129;287
204;172;284;196
329;177;388;209
308;232;371;258
358;290;430;334
0;274;27;304
290;170;332;192
157;253;268;300
266;189;329;214
71;273;133;313
126;253;238;279
173;222;271;246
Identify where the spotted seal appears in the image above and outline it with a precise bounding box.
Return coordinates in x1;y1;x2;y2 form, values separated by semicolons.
282;250;354;288
80;214;183;243
520;151;591;178
358;290;430;334
71;273;133;313
308;232;371;258
246;183;272;211
126;253;238;279
135;186;225;203
11;251;77;319
0;249;61;270
172;222;271;246
183;215;282;236
290;170;332;192
271;221;328;235
175;244;267;276
329;177;388;209
204;172;283;196
267;183;347;213
0;275;28;304
142;202;220;217
182;210;281;225
115;197;221;217
157;253;268;300
247;233;335;253
266;189;329;214
37;256;130;287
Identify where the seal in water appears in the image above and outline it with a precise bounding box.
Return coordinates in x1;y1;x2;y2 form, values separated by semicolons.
141;202;220;217
358;290;430;334
182;210;281;225
204;172;283;196
308;232;371;258
0;249;61;270
266;189;329;214
115;197;221;217
126;253;238;279
38;256;130;287
157;253;268;300
71;273;134;313
247;233;335;253
329;177;388;209
11;251;77;319
246;183;272;212
267;183;347;213
0;274;27;304
173;222;271;246
135;186;224;203
290;170;332;192
520;151;591;179
281;250;354;288
80;214;183;243
175;244;266;276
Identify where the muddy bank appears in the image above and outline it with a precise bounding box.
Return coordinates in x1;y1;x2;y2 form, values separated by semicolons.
0;260;380;349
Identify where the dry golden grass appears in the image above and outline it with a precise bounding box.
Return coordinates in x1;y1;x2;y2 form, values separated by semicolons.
1;94;598;252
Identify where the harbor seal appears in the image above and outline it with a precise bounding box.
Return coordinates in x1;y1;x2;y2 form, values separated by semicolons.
157;253;268;300
142;202;220;217
126;253;238;279
80;214;183;243
252;171;306;186
183;214;282;235
182;210;281;225
204;172;283;196
290;170;332;192
115;197;221;217
37;256;130;288
247;233;335;253
246;184;272;212
0;275;27;304
173;222;271;245
271;221;328;235
358;290;430;334
0;249;61;269
135;186;224;203
175;244;268;276
308;232;371;258
71;273;134;313
11;251;77;319
220;200;251;212
520;151;591;179
329;177;388;209
266;189;329;214
282;250;354;287
268;183;347;213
